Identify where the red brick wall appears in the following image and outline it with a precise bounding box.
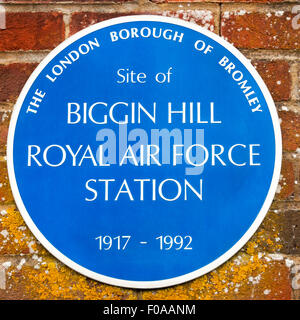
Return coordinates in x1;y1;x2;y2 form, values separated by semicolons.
0;0;300;300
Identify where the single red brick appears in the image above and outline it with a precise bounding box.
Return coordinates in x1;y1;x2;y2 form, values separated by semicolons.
70;12;130;35
0;260;31;300
226;261;292;300
279;110;300;152
0;63;37;103
0;12;65;51
277;159;295;200
163;9;215;32
253;60;291;102
0;111;11;154
250;261;292;300
70;10;216;35
221;11;300;49
281;210;300;254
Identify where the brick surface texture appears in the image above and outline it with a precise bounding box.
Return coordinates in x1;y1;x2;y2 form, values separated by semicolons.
0;0;299;300
0;12;65;51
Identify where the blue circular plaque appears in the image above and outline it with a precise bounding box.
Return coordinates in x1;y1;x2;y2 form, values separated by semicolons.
7;16;281;288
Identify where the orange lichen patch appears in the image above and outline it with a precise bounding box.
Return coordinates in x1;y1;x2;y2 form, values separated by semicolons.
0;193;285;299
142;253;257;300
0;162;14;205
142;253;291;300
0;207;42;254
142;208;285;300
2;206;285;300
9;257;137;300
142;283;192;300
248;210;283;253
188;254;267;300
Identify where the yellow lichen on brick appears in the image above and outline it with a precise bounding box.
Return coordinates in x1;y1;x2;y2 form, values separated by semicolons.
0;162;14;204
9;257;138;300
142;211;284;300
246;228;282;255
142;283;192;300
244;208;283;254
142;251;268;300
1;207;286;300
0;207;41;254
189;254;267;300
0;207;137;299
